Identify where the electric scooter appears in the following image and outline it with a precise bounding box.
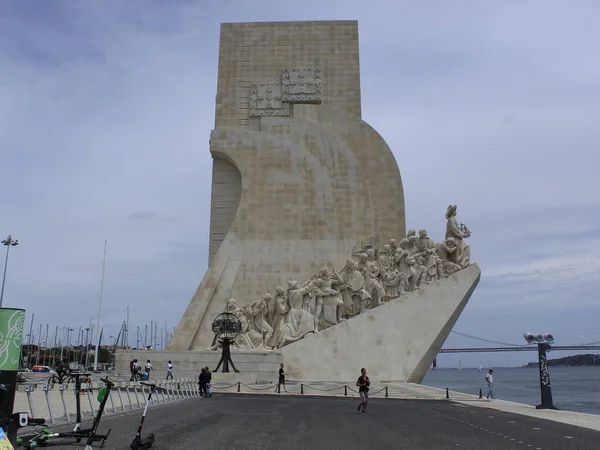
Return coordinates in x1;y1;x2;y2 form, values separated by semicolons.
18;376;113;449
130;381;165;449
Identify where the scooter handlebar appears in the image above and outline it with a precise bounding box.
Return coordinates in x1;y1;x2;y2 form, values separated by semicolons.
100;377;114;386
140;381;167;393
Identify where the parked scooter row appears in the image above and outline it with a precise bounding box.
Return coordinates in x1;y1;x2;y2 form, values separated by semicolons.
2;375;163;449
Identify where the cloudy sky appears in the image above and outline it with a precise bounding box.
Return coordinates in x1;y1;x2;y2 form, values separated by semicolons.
2;1;599;368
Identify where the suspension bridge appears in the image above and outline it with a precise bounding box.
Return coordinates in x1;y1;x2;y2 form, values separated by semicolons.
440;331;600;353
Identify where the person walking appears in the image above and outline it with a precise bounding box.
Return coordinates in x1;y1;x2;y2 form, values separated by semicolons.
485;369;495;399
199;368;207;397
204;366;212;398
145;359;153;380
166;360;174;380
356;367;370;414
129;359;139;381
275;363;288;393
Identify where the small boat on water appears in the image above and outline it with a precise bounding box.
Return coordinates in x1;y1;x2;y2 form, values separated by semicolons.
478;362;483;372
458;360;462;373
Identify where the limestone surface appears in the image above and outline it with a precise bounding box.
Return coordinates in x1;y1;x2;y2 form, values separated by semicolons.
169;21;405;351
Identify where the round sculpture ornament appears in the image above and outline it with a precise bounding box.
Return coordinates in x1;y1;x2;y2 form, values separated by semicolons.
212;312;242;340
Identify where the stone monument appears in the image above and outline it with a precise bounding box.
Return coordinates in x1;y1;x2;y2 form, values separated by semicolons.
162;21;481;383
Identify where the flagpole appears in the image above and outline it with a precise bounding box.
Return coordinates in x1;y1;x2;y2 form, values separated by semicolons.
93;239;107;371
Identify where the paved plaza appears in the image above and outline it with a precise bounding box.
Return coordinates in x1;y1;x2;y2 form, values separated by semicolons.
44;394;599;450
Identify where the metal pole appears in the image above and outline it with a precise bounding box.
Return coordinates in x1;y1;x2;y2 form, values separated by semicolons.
0;235;19;308
536;342;558;410
35;324;42;365
26;313;34;368
93;239;108;371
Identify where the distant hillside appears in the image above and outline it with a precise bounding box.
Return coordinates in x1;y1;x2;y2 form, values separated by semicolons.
526;354;600;367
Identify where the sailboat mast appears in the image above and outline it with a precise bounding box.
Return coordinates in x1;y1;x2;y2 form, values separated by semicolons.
93;239;108;371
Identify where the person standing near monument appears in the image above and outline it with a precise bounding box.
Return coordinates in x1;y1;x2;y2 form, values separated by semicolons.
485;369;495;399
275;363;288;393
204;366;212;397
166;360;174;380
144;359;153;379
356;368;370;414
198;367;207;397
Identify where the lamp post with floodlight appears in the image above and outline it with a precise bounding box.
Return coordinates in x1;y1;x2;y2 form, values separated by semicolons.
523;332;559;410
0;235;19;308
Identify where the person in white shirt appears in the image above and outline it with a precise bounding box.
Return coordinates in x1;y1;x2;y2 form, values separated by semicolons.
166;361;174;380
145;359;153;379
485;369;495;399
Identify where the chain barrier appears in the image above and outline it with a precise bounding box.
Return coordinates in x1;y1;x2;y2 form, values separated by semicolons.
210;383;239;390
302;384;346;392
240;382;277;391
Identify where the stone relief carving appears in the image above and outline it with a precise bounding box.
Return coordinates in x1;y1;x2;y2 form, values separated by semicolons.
248;67;322;117
249;81;291;117
281;67;322;103
208;205;473;351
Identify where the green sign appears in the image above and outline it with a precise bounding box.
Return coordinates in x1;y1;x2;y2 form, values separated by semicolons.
0;308;25;371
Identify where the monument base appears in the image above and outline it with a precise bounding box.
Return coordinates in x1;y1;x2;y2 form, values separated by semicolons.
281;264;481;383
114;350;283;384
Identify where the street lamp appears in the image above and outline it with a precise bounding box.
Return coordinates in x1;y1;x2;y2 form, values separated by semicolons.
1;235;19;308
523;332;558;410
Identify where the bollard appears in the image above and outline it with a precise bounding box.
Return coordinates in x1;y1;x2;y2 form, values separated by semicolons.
109;389;118;413
59;384;70;422
43;384;55;424
479;388;483;399
25;385;36;419
446;388;449;399
125;382;133;409
237;382;241;393
344;385;348;396
135;384;142;408
301;384;304;395
385;387;388;398
87;385;96;416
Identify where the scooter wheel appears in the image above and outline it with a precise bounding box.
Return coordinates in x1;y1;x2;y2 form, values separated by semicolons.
148;433;155;440
130;439;140;449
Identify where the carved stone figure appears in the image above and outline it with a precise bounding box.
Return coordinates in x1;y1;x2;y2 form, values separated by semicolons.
312;266;345;331
279;278;316;347
395;239;414;295
437;238;462;276
234;308;264;349
445;205;471;267
389;239;398;257
339;259;371;318
422;248;440;284
377;245;406;301
406;235;420;256
268;286;289;348
248;294;274;349
415;229;435;254
357;252;385;308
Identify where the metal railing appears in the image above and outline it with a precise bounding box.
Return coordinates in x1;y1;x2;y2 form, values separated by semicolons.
15;378;487;425
15;379;201;424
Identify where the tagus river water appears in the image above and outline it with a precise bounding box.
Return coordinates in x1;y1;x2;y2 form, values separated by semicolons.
422;366;600;415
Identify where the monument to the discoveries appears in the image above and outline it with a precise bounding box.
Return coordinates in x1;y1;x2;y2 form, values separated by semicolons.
167;20;480;383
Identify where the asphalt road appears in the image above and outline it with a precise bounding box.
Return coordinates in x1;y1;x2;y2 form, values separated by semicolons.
47;394;598;449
